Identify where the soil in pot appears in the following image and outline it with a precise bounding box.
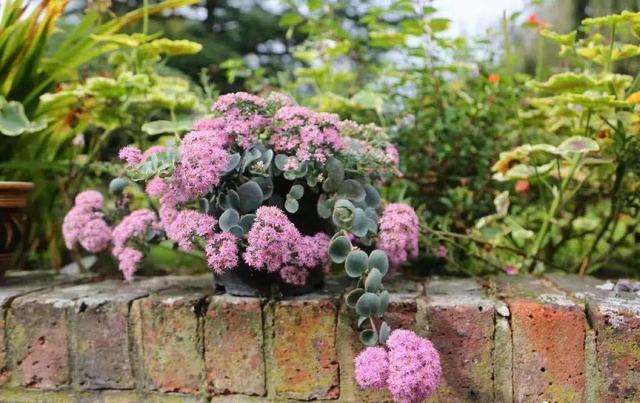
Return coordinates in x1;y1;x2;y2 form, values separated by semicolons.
214;263;324;297
0;182;34;276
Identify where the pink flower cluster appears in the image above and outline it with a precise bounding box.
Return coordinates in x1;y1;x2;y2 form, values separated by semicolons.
355;330;442;403
118;145;166;167
205;232;239;274
111;209;160;281
62;191;111;253
165;209;217;250
377;203;419;269
204;92;271;149
243;206;330;286
270;106;345;167
168;130;230;204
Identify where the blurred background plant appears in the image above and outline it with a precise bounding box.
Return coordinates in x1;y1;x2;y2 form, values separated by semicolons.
0;0;208;269
1;0;638;278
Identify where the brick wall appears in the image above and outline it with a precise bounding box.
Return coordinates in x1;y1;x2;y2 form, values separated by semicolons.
0;271;638;403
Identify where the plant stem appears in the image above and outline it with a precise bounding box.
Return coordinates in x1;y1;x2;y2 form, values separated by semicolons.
527;155;583;272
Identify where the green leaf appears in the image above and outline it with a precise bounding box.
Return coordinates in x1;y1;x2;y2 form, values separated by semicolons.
346;288;365;307
378;321;391;343
557;136;600;155
365;268;383;292
357;316;369;328
308;0;323;11
219;208;240;232
351;208;369;237
237;181;263;212
224;153;241;173
109;177;129;194
239;214;256;233
360;329;378;346
355;292;380;317
0;97;46;136
326;156;345;183
284;197;299;213
332;199;355;227
289;184;304;200
364;185;381;207
279;12;304;27
141;119;192;136
368;250;389;276
199;198;210;213
274;154;288;170
379;290;390;314
540;29;576;46
329;235;352;263
338;179;366;202
429;18;451;32
317;194;332;219
228;225;244;238
345;250;369;278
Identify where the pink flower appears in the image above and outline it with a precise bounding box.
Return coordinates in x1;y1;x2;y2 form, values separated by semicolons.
504;265;518;276
270;106;345;165
118;146;142;166
377;203;420;270
212;92;267;114
117;247;144;281
297;232;330;270
243;206;300;272
74;190;104;210
385;143;400;167
165;209;217;250
78;218;112;253
62;190;111;252
146;176;168;198
386;330;442;403
279;265;308;287
168;130;230;203
436;245;448;258
205;232;239;274
355;346;389;390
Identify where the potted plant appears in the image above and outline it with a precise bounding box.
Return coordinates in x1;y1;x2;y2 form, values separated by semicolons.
0;181;34;275
63;92;442;401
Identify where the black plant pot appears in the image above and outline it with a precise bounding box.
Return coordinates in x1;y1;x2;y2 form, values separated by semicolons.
214;263;324;297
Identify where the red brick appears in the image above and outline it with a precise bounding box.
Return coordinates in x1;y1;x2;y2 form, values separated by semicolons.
5;283;103;390
425;279;495;403
204;295;265;396
503;277;586;403
70;278;178;390
587;297;640;402
270;297;339;400
133;287;210;394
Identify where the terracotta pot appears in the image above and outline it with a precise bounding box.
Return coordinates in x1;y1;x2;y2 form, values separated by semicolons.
0;182;34;276
214;262;324;297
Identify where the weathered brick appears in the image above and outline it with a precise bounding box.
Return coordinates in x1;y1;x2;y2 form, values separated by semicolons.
268;296;339;400
425;279;495;403
204;295;265;396
6;283;103;389
501;277;586;403
70;278;180;390
133;286;211;395
587;297;640;402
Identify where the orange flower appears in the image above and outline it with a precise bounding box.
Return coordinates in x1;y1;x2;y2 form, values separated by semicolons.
488;74;501;85
627;91;640;104
528;13;540;26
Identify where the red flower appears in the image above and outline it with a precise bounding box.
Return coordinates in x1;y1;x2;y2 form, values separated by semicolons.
488;74;501;85
515;180;530;194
